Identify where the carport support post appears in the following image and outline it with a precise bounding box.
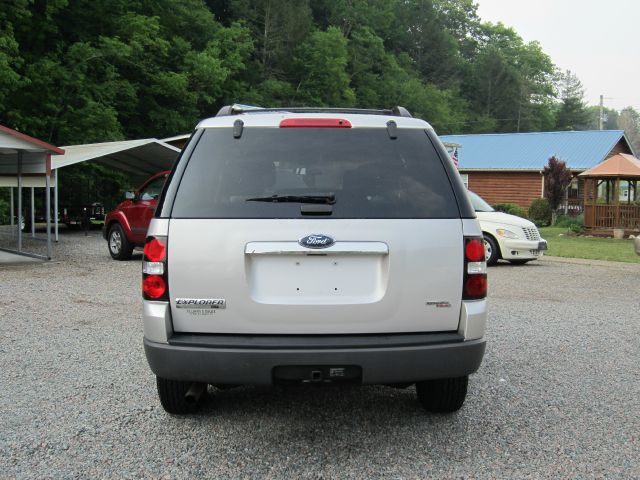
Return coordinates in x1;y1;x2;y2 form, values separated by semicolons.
46;171;52;259
9;188;13;227
17;152;23;252
30;187;35;238
54;168;59;242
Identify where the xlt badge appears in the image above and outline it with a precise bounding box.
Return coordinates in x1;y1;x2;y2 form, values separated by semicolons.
175;298;226;309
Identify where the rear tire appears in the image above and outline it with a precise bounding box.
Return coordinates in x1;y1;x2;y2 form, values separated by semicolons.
483;234;500;266
108;223;133;260
416;376;468;413
156;376;206;414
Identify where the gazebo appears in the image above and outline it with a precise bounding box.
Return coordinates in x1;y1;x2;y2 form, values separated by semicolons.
580;153;640;236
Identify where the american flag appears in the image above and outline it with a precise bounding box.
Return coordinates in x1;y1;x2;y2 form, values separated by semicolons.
451;147;459;169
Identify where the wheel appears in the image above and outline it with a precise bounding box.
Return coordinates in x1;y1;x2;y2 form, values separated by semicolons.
416;376;468;413
483;234;500;266
156;376;206;414
107;224;133;260
509;259;530;265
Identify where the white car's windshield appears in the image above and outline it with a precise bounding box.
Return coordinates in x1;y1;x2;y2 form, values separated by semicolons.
467;191;494;212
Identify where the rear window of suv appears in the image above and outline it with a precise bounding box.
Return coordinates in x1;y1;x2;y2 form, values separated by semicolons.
171;127;459;219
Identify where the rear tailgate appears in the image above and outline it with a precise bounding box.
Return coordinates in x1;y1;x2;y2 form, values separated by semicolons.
168;219;463;334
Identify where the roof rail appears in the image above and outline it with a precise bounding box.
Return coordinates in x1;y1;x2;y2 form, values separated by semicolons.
215;104;413;118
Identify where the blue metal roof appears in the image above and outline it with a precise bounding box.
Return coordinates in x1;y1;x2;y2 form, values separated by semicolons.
439;130;627;170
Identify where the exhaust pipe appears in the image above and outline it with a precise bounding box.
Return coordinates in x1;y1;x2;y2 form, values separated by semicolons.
184;382;207;405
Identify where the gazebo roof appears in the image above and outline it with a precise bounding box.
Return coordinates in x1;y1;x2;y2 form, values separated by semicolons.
578;153;640;178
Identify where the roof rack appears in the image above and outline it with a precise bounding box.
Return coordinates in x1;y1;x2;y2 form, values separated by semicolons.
216;104;413;118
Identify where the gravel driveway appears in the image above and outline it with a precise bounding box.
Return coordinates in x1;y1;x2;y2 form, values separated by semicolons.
1;230;638;479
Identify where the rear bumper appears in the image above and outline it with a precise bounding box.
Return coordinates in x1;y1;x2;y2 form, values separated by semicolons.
144;333;486;385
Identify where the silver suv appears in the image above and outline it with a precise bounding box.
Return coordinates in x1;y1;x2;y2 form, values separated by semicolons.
142;106;487;414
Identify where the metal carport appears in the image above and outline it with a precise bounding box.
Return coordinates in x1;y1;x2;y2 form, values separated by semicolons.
51;139;180;241
0;125;64;260
4;138;180;243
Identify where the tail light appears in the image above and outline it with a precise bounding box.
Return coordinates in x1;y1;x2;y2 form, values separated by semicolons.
463;237;487;300
143;236;168;301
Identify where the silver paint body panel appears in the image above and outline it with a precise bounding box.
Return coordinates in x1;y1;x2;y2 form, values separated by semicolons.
166;219;466;335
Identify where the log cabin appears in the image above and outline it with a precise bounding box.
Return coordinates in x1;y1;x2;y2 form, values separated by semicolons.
439;130;635;213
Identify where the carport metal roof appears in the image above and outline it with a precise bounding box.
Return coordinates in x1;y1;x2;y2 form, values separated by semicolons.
0;138;180;188
2;135;180;255
48;139;180;243
55;139;180;184
0;125;64;176
161;133;190;150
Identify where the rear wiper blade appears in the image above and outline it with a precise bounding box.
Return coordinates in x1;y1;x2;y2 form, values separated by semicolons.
246;194;336;204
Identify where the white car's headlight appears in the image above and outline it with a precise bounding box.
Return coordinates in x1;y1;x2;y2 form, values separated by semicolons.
496;228;519;239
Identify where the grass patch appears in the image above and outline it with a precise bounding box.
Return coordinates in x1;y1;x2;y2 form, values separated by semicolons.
539;227;640;263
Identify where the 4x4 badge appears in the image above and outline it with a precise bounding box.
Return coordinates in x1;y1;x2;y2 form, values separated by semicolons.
299;234;335;249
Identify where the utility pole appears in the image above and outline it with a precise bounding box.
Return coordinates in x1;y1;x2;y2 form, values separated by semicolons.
599;94;604;130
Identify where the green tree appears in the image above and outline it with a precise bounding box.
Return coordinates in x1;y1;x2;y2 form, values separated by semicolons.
0;0;579;143
585;105;619;131
555;70;590;130
463;23;556;133
543;156;573;224
293;27;355;106
432;0;481;61
228;0;312;79
392;0;460;89
0;10;22;113
311;0;398;40
617;107;640;153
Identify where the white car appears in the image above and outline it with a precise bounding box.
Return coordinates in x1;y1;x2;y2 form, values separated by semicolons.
467;191;547;266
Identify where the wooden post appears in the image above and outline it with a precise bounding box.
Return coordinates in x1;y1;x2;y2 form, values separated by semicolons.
626;179;631;204
615;177;620;228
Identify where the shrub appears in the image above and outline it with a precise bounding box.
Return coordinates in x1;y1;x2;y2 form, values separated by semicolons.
528;198;552;227
543;156;573;211
555;214;584;234
492;203;528;219
569;223;584;234
554;215;572;227
556;213;584;229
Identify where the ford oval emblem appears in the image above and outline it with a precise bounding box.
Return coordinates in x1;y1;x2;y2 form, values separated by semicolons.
299;234;335;249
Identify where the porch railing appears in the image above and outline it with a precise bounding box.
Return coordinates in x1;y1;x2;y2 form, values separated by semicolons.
584;204;640;229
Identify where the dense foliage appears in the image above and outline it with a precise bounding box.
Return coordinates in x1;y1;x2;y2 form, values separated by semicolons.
0;0;593;145
2;1;640;217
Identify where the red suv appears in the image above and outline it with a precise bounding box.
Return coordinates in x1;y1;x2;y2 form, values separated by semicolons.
103;171;169;260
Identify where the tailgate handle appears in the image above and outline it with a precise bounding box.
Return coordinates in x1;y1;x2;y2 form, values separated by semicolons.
245;241;388;255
